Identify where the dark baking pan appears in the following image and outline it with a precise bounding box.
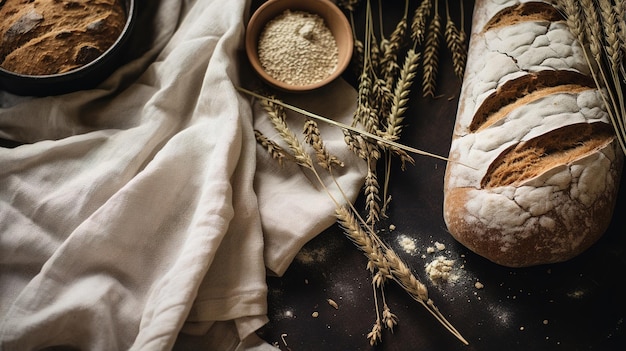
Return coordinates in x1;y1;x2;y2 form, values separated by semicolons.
0;0;136;96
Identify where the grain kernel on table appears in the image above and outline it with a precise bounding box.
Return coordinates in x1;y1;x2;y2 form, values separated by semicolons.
257;10;338;86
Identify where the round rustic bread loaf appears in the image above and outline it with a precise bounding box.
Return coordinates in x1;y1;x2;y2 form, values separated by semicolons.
0;0;126;76
443;0;623;267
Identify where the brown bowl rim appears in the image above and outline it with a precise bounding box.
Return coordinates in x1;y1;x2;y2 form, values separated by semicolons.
245;0;353;92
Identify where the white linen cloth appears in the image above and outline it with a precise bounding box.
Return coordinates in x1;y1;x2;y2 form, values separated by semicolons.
0;0;366;350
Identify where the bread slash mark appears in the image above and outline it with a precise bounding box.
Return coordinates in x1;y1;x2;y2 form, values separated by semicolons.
469;70;596;132
481;122;615;188
482;2;564;32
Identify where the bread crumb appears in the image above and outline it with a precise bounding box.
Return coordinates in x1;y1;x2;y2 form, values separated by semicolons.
425;256;456;283
397;235;417;254
327;298;339;310
389;224;396;231
312;311;319;318
426;241;446;254
475;281;484;289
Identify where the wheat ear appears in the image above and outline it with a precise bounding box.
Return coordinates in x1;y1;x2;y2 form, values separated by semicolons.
335;206;468;345
422;1;442;97
254;129;289;166
598;0;626;142
382;49;420;142
444;0;467;80
411;0;433;45
259;95;314;170
303;119;344;171
380;2;409;83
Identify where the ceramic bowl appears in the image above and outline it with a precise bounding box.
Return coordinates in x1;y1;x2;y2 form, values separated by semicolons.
245;0;353;92
0;0;136;96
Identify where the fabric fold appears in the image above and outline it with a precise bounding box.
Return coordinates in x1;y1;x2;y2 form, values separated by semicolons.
0;0;365;350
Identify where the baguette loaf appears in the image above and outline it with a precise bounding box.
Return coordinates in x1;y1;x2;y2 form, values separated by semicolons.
443;0;623;267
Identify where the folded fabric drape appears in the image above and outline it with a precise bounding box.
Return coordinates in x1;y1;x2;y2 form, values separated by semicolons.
0;0;365;350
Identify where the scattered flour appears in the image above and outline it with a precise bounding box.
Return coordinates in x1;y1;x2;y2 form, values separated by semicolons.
295;247;328;264
425;256;458;284
397;234;418;254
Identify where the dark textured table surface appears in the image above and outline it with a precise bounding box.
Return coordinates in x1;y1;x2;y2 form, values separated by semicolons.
1;1;624;350
254;1;626;350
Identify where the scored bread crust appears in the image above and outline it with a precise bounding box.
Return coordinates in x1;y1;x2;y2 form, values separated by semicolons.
443;0;623;267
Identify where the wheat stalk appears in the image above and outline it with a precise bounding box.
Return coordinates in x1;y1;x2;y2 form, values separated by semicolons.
422;0;442;97
254;129;289;166
378;48;420;216
617;0;626;77
303;119;344;171
558;0;626;155
336;0;362;12
381;49;420;142
371;77;393;126
248;88;468;345
411;0;433;45
444;0;467;80
238;88;451;162
258;95;313;170
335;205;468;345
364;165;382;225
598;0;626;143
380;1;409;84
240;1;472;345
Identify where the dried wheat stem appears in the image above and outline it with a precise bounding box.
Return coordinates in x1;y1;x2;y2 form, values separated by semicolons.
367;277;384;345
380;2;409;83
367;317;383;346
601;5;626;102
259;96;314;170
337;0;361;12
444;0;467;80
582;0;603;64
354;1;375;130
616;0;626;77
422;0;442;97
335;206;391;279
371;77;393;126
459;0;467;44
303;119;344;171
599;0;626;141
364;80;385;135
354;71;373;129
383;247;468;345
382;49;420;141
254;129;290;166
237;87;452;163
599;2;622;74
558;0;626;154
364;165;382;225
335;205;468;345
381;291;399;331
352;39;365;77
377;48;419;216
343;129;366;160
583;1;626;153
411;0;433;45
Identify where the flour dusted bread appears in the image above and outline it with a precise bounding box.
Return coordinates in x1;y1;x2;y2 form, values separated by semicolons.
443;0;623;267
0;0;126;76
